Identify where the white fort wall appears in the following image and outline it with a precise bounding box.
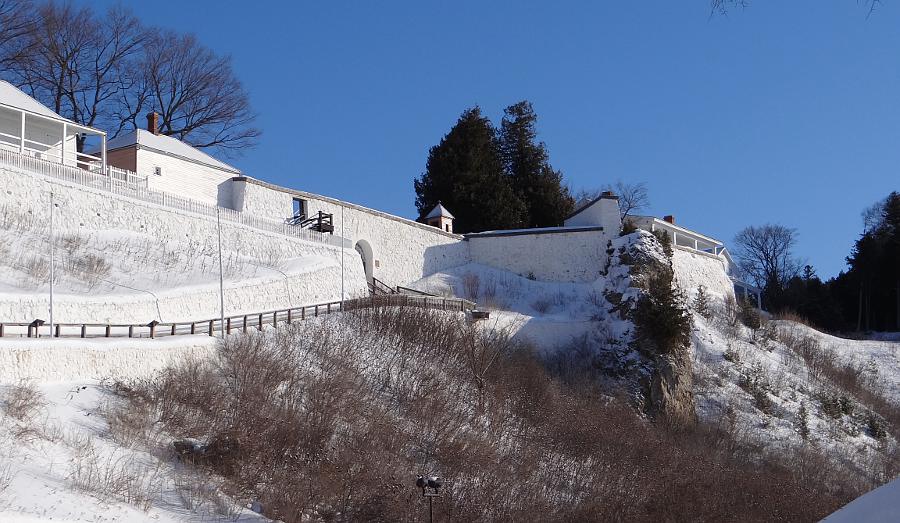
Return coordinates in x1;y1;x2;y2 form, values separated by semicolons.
466;228;611;283
0;167;367;323
230;177;470;286
671;247;736;304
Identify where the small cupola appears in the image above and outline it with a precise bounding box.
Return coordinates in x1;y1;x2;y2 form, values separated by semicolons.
425;202;455;233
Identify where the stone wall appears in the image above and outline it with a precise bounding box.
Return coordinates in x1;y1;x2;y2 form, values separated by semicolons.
0;167;367;323
467;228;611;283
229;177;470;287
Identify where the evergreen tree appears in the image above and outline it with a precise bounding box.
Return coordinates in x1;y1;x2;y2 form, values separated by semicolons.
414;107;525;233
831;191;900;331
499;101;574;227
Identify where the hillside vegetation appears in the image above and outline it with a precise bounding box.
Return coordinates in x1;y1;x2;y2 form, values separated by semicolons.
108;304;862;522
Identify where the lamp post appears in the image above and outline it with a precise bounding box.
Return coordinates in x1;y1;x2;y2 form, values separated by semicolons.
216;207;226;338
340;205;345;304
416;476;443;523
49;187;56;337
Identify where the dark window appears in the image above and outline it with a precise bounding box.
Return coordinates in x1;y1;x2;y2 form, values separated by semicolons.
292;197;306;218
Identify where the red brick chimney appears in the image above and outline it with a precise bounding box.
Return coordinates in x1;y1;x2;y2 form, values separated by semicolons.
663;215;675;224
146;112;160;135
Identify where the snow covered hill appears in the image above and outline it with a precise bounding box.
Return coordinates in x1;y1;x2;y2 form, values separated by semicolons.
0;380;268;522
414;230;900;486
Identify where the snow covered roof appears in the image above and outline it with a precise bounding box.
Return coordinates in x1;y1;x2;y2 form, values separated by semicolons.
95;129;241;174
0;79;66;120
0;79;76;124
425;203;454;220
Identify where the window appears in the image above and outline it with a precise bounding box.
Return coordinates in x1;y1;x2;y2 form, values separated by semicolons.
154;166;162;176
445;224;450;232
292;197;307;218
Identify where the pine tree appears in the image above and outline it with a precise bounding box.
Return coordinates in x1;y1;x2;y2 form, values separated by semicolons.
499;101;574;228
414;107;525;233
693;285;712;319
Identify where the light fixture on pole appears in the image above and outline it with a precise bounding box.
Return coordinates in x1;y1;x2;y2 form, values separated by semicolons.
415;475;443;523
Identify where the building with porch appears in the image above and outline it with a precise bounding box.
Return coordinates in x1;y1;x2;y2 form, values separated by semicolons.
628;214;762;308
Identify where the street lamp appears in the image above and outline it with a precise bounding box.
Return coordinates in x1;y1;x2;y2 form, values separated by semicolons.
48;187;59;337
416;475;443;523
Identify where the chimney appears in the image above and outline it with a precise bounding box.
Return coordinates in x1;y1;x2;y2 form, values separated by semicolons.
663;215;675;224
600;190;616;198
146;112;160;135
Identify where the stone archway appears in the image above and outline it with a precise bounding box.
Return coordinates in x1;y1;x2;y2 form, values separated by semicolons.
354;239;374;282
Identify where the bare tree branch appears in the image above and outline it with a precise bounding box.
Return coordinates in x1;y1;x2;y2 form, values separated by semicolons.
136;30;261;153
603;180;650;221
733;224;801;290
0;0;35;71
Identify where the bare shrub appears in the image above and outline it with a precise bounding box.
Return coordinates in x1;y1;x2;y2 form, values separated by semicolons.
461;272;480;302
0;463;12;496
68;441;162;511
115;306;862;522
23;255;50;282
60;234;86;256
532;297;552;314
2;381;45;421
74;253;111;288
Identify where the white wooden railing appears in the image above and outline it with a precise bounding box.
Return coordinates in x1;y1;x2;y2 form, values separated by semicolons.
0;146;348;248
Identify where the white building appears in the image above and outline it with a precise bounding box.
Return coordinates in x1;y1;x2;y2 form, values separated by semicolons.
628;214;761;307
90;113;241;206
0;80;106;171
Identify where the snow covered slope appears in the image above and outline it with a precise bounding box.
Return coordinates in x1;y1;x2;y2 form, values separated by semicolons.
0;381;268;522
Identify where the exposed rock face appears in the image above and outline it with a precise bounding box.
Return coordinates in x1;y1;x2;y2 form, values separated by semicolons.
621;232;696;424
648;351;697;424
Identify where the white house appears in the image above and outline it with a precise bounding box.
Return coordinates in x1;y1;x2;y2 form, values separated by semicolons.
91;112;241;206
628;214;761;307
0;80;106;172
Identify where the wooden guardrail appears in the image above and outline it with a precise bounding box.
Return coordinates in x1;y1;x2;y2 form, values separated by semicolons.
0;295;476;340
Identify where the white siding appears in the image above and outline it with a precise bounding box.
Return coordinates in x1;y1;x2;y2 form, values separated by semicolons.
564;196;621;230
137;148;235;206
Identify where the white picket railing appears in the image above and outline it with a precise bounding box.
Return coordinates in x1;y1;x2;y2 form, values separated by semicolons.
0;147;349;248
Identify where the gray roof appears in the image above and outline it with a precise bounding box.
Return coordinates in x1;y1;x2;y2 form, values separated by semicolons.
425;202;454;220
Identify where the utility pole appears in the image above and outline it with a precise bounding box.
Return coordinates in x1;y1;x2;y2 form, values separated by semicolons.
49;187;54;337
341;205;345;304
216;207;226;338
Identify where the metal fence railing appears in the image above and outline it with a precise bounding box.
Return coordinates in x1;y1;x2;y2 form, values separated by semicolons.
0;295;476;339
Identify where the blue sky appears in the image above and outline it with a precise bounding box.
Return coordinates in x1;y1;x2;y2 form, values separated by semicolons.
88;1;900;278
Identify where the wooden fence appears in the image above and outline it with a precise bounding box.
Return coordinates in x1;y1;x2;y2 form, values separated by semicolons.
0;295;476;339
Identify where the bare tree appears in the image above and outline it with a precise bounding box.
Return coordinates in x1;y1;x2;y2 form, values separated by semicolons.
126;30;260;152
603;180;650;221
572;181;650;221
711;0;882;16
1;2;259;155
733;224;801;290
0;0;35;71
4;3;146;150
